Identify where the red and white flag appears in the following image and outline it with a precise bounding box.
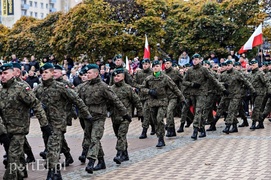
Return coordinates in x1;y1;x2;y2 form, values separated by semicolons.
238;23;263;54
143;34;150;59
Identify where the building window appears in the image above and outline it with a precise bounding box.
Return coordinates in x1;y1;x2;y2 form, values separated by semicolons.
46;3;48;9
41;13;44;19
35;12;38;18
29;1;32;7
30;11;33;16
41;3;43;9
21;10;27;16
34;2;37;8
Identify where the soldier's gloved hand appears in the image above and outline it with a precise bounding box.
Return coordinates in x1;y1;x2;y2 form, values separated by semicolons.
138;116;144;122
253;92;258;97
148;89;157;97
41;125;52;137
135;88;140;94
0;134;10;146
223;90;230;96
223;83;229;89
123;114;132;122
192;83;201;88
85;115;93;123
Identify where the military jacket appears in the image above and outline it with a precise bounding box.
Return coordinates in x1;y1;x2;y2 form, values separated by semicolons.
0;78;48;135
78;77;127;120
183;64;225;96
219;68;255;98
34;78;90;131
248;68;270;95
141;72;185;107
111;80;143;123
133;68;153;101
164;67;183;99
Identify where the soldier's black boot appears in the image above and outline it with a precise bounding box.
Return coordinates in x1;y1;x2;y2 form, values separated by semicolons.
171;126;177;137
250;121;257;130
156;137;165;148
238;117;249;127
46;169;54;180
40;150;47;159
206;122;216;131
191;127;198;140
185;119;192;127
229;123;238;133
177;123;185;133
78;146;88;164
85;158;95;174
256;121;265;129
122;150;129;161
166;127;173;137
199;127;206;138
113;150;123;164
93;157;106;171
25;149;36;163
62;152;74;167
222;124;231;134
150;124;156;135
139;128;147;139
53;169;63;180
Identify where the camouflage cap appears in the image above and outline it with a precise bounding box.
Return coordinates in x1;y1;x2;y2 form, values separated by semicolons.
192;53;201;59
142;58;150;64
112;68;124;76
40;63;54;73
249;60;258;65
234;62;241;66
54;64;63;70
12;62;21;70
0;63;13;73
85;64;99;71
152;60;161;66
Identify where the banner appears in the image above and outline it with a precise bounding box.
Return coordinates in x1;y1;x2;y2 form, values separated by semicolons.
2;0;14;16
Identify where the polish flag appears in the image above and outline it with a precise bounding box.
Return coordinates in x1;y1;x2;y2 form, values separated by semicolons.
143;34;150;59
238;23;263;54
126;56;133;74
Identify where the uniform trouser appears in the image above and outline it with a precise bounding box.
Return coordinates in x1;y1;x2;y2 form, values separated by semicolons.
60;132;70;154
181;96;194;123
150;106;167;137
263;97;271;117
193;95;207;128
202;95;216;124
243;95;251;114
85;118;105;160
79;118;90;149
142;101;153;129
251;95;265;122
216;96;228;117
24;136;33;155
166;98;178;128
4;135;25;180
238;99;247;120
261;95;268;114
47;128;63;169
112;120;130;151
225;97;241;124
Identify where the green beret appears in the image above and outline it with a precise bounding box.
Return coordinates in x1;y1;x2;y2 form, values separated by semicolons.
184;63;191;67
142;58;150;64
221;62;227;67
40;63;54;73
152;60;161;66
192;53;201;59
114;54;122;61
112;68;124;76
164;58;172;63
234;62;241;66
203;60;211;65
54;64;63;70
226;60;233;65
172;63;178;67
12;62;21;70
79;66;87;75
249;60;258;65
85;64;99;71
0;63;13;72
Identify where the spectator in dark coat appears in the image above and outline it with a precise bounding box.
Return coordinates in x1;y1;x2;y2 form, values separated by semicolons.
25;70;40;89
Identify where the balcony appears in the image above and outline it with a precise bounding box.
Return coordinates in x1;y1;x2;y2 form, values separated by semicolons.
50;0;56;3
49;8;57;12
21;4;30;10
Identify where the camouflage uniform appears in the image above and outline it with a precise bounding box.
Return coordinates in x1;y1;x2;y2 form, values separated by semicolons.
77;77;127;161
0;77;48;180
183;63;226;139
111;80;143;162
34;78;91;170
133;67;154;137
141;71;185;147
109;65;134;86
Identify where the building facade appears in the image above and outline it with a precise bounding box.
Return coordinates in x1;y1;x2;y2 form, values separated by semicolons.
1;0;82;28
